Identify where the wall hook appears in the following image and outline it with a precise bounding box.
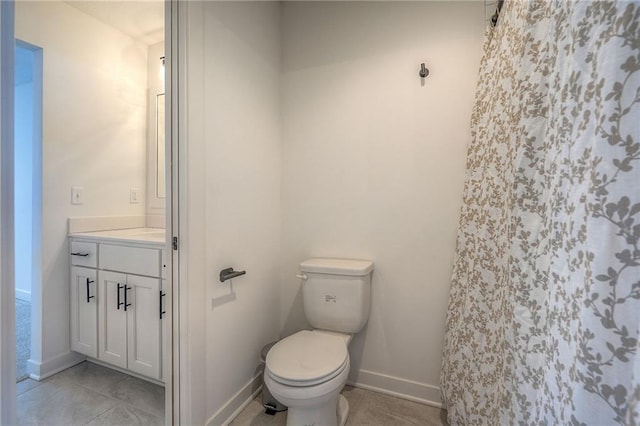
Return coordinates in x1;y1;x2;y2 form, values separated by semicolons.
419;63;429;78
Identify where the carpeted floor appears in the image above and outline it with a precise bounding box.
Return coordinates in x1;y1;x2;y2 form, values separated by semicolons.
16;298;31;382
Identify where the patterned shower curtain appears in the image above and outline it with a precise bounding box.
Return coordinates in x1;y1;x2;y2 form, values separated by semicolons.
440;1;640;425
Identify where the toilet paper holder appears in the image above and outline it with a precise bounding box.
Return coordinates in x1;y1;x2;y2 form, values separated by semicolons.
220;267;246;283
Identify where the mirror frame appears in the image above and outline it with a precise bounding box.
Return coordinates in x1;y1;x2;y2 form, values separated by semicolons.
147;88;166;213
156;92;166;198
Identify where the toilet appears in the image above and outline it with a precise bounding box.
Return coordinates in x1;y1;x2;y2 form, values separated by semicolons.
264;258;374;426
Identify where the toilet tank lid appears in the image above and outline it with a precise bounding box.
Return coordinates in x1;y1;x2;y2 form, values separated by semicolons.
299;258;374;276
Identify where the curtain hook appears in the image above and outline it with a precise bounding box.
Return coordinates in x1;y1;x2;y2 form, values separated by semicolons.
419;63;429;78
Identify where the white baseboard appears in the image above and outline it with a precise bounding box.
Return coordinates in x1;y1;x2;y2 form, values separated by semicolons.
27;351;85;381
15;289;31;302
348;369;442;408
207;373;263;426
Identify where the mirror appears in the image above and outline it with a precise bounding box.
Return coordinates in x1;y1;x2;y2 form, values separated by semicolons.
146;48;165;217
156;93;165;198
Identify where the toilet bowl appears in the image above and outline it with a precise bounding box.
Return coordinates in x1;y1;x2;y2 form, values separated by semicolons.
264;330;351;426
264;258;374;426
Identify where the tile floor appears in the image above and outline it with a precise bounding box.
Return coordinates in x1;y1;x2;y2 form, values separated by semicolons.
16;361;164;426
16;362;446;426
230;386;449;426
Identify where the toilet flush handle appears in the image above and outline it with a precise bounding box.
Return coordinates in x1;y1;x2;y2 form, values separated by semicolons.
296;274;308;280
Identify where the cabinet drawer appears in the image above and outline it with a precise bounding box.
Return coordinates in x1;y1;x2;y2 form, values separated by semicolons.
99;244;160;277
70;241;97;268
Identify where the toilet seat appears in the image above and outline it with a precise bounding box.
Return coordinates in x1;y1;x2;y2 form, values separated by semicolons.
266;330;348;387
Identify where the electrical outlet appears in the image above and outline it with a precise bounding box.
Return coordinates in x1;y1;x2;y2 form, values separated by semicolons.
130;188;141;204
71;187;84;205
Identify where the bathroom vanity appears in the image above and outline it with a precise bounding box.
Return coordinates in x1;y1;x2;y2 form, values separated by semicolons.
68;228;166;383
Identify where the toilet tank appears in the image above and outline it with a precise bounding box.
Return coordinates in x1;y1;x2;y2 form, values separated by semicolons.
300;258;374;334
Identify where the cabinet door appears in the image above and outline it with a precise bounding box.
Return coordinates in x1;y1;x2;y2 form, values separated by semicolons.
126;275;162;379
70;266;98;357
98;270;128;368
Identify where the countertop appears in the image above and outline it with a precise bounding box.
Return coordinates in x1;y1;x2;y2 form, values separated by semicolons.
69;227;166;246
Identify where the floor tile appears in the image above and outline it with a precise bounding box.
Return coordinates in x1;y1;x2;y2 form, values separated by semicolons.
16;378;41;396
230;386;445;426
55;361;128;393
347;390;447;426
17;376;119;426
86;402;164;426
104;376;165;418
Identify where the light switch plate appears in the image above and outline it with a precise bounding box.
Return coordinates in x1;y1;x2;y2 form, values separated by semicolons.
71;187;84;205
130;188;141;204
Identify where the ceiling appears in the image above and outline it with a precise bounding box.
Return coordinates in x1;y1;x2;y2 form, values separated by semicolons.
65;1;164;46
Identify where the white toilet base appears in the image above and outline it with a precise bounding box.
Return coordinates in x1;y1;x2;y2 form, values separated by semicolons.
282;393;349;426
337;394;349;426
288;391;335;425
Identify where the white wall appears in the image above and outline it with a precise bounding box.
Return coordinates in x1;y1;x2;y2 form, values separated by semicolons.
280;1;484;405
15;1;148;377
180;2;282;424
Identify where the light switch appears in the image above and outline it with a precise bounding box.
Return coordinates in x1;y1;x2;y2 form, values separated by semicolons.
71;187;84;205
130;188;141;204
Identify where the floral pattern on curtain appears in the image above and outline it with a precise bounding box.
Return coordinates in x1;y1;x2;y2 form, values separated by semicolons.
440;1;640;425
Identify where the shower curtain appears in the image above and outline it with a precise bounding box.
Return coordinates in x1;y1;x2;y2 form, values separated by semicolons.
440;1;640;425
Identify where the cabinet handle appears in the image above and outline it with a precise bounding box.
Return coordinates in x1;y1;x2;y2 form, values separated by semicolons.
117;283;124;310
71;252;90;257
86;278;95;303
124;285;132;311
160;291;166;319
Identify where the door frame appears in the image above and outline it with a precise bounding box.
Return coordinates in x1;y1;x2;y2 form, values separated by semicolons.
0;0;16;424
167;0;182;423
0;0;16;423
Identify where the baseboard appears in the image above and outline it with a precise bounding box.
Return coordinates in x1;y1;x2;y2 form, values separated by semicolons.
348;369;442;408
27;351;85;381
15;289;31;302
206;373;263;426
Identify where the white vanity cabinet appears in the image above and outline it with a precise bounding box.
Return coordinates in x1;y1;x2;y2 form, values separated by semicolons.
69;233;165;383
70;241;99;357
98;270;161;380
70;265;98;358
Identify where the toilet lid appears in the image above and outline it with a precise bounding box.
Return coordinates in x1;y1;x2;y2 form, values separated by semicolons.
266;330;348;385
